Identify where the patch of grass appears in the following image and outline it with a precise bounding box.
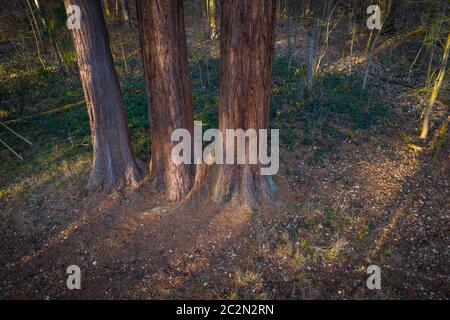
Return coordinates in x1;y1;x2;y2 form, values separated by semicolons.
307;74;391;130
310;147;327;166
279;126;297;150
269;61;392;163
299;238;314;256
323;208;344;226
323;238;347;261
122;76;150;157
230;271;268;300
193;90;219;130
366;221;376;236
0;75;151;198
0;66;82;121
187;57;220;131
431;119;448;160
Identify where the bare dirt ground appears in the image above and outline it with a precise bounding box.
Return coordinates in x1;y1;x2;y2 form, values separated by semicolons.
1;103;448;299
0;23;449;299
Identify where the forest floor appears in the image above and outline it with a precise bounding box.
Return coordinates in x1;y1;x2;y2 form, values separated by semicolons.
0;22;449;299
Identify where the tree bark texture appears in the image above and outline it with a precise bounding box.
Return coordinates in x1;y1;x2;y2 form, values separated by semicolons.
137;0;194;201
209;0;277;209
64;0;144;192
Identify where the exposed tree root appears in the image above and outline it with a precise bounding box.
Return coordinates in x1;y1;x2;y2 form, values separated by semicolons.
185;164;277;211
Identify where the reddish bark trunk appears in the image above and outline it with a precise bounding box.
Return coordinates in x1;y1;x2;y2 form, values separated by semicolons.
137;0;194;201
209;0;277;208
65;0;144;192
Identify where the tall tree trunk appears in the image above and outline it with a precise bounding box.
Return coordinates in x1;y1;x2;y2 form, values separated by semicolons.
64;0;144;191
137;0;194;201
420;32;450;140
208;0;277;209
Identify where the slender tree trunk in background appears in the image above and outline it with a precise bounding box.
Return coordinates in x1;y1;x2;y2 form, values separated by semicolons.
25;9;46;68
25;0;44;51
137;0;194;201
363;0;392;91
103;0;111;17
207;0;216;39
426;11;444;87
365;29;374;53
420;32;450;140
315;0;332;55
381;0;399;34
203;0;216;40
407;37;424;81
286;9;293;72
13;39;32;74
208;0;277;209
306;0;323;93
315;2;337;75
24;0;46;68
349;24;356;75
362;29;379;91
118;31;129;73
32;0;65;74
347;0;357;76
427;41;436;86
307;16;317;93
121;0;131;28
114;0;120;16
64;0;144;191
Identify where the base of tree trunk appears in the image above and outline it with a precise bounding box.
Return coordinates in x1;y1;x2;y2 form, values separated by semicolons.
189;164;277;210
420;108;432;140
149;158;194;202
88;157;146;193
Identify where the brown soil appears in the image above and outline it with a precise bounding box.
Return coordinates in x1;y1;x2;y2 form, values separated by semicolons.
1;101;448;299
